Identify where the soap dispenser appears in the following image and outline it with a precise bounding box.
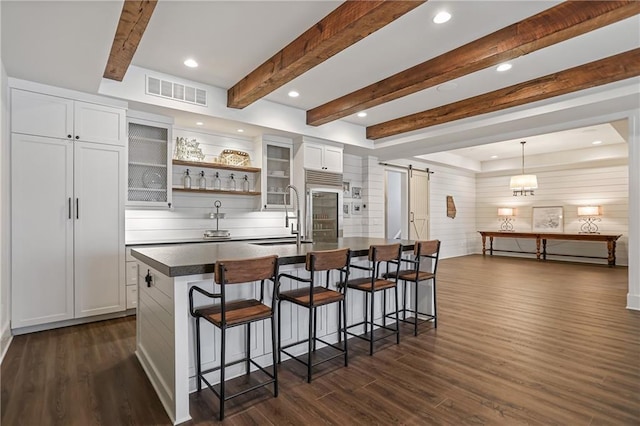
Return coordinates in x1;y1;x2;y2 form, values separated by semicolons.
228;173;236;191
213;172;221;190
198;171;207;190
183;169;191;189
242;174;250;192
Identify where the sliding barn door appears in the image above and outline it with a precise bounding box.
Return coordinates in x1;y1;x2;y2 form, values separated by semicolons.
409;169;430;240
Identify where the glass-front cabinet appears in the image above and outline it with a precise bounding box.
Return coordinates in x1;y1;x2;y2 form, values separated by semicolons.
126;114;173;208
262;137;293;209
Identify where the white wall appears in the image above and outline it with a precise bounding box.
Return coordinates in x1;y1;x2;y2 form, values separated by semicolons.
126;127;291;244
1;4;13;360
342;153;363;237
476;164;629;265
627;112;639;310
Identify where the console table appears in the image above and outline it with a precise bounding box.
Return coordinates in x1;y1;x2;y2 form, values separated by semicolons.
478;231;622;266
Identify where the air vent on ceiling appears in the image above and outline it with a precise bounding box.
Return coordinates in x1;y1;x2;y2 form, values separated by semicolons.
146;75;207;106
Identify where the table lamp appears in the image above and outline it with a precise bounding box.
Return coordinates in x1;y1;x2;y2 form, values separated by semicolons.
498;207;515;232
578;205;602;234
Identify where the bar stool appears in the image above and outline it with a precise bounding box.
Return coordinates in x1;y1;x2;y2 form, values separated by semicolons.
385;240;441;336
344;243;402;355
188;255;279;420
277;248;351;382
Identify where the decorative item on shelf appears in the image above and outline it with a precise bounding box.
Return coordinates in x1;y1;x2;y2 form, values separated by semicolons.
578;205;602;234
142;170;164;189
242;174;250;192
183;169;191;189
497;207;515;232
198;171;207;190
213;172;221;190
219;149;251;167
174;137;205;161
510;141;538;196
228;173;236;191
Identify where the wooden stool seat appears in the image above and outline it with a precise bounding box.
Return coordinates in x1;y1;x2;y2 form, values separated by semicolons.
279;286;344;307
388;269;435;282
195;299;272;327
346;276;397;291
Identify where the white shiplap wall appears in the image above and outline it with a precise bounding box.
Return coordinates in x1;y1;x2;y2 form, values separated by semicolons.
476;164;629;265
362;156;385;238
342;153;363;237
126;128;290;244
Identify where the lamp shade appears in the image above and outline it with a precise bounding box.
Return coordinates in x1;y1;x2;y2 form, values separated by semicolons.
578;205;602;216
509;174;538;191
497;207;514;216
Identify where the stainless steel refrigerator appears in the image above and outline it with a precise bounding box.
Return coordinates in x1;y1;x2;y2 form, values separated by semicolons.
306;186;343;242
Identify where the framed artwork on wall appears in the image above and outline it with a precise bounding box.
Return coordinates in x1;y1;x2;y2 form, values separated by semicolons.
342;181;351;197
352;186;362;199
343;202;350;218
352;202;362;215
532;206;564;233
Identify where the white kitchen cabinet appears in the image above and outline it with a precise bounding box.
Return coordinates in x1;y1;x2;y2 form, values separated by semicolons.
11;89;126;146
11;134;126;328
11;134;74;327
127;116;172;207
10;84;127;330
302;141;343;173
262;137;294;210
73;141;126;318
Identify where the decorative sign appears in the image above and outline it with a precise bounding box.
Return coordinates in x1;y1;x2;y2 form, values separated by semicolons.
174;137;205;161
446;195;456;219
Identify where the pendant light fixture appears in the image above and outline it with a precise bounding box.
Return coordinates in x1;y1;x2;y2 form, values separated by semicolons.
510;141;537;196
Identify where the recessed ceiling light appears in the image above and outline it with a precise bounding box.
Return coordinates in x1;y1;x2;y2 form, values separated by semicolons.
592;140;603;145
496;63;512;72
433;11;451;24
195;121;204;126
357;112;367;118
288;90;300;98
184;58;198;68
490;155;499;159
237;129;245;133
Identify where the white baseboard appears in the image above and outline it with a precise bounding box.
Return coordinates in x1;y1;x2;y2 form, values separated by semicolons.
1;321;13;365
627;293;640;311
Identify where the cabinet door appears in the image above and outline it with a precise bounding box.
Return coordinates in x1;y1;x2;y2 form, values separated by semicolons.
263;141;293;209
323;145;343;173
303;143;324;171
74;101;127;146
74;142;126;317
11;134;74;328
11;89;74;139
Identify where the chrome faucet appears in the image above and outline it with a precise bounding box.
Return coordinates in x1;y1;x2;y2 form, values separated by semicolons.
283;184;302;248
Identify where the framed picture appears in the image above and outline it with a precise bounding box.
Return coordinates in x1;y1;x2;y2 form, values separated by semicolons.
343;202;350;218
352;202;362;215
342;181;351;197
532;206;564;233
352;186;362;199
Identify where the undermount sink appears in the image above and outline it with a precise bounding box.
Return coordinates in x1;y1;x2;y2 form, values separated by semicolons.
252;240;313;246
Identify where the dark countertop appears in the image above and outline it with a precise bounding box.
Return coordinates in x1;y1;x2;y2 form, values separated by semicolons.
126;235;296;247
131;237;416;277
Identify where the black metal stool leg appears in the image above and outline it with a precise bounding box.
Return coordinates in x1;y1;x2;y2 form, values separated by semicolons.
246;323;251;373
369;289;375;356
395;285;400;344
342;297;348;366
220;325;226;420
307;306;314;383
195;317;202;392
433;278;438;329
270;315;279;396
414;280;419;336
277;298;282;364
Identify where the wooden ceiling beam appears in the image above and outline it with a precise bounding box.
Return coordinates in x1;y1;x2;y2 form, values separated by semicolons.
308;0;640;126
366;49;640;140
227;0;425;109
103;0;157;81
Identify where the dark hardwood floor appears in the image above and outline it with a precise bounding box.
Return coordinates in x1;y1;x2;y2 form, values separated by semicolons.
2;255;639;425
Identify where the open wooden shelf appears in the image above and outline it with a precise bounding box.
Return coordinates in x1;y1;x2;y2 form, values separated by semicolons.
173;187;261;196
172;159;261;173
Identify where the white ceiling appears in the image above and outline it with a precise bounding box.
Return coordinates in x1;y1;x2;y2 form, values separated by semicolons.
1;1;638;166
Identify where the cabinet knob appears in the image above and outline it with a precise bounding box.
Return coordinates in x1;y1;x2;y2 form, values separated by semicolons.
67;134;72;139
75;135;80;140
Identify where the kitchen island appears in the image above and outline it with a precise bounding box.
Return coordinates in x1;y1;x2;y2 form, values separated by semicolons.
131;237;417;424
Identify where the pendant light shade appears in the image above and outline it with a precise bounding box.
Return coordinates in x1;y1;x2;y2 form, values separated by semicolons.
510;141;537;196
